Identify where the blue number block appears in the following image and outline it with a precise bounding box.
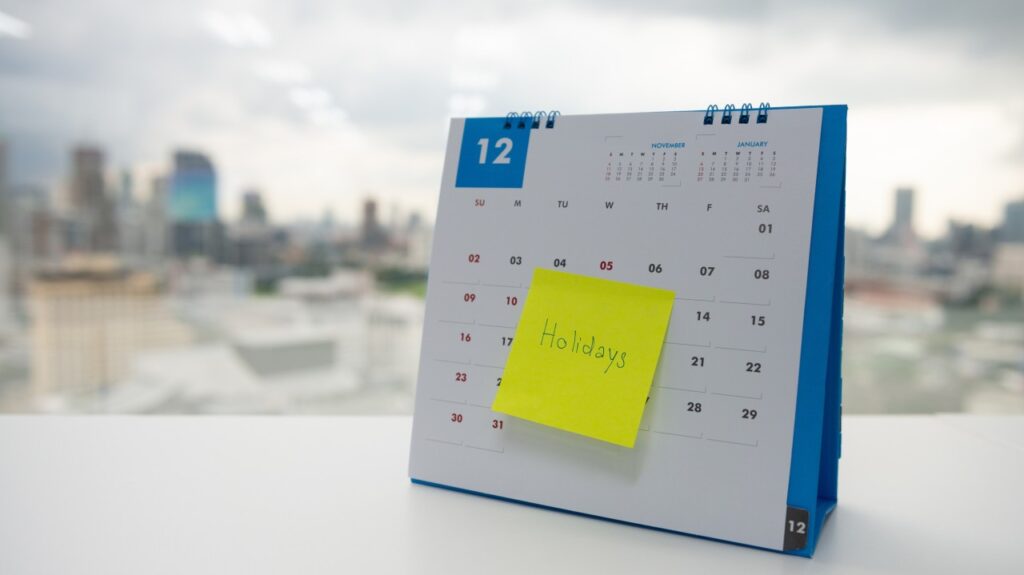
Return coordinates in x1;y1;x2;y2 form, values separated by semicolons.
455;118;531;189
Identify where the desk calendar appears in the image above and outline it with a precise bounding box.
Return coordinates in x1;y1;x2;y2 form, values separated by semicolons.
409;104;846;557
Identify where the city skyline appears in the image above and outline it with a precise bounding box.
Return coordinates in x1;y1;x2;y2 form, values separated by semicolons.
0;1;1022;236
0;137;431;229
2;135;1022;241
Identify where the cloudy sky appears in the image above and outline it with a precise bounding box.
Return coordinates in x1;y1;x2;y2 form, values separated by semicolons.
1;0;1022;236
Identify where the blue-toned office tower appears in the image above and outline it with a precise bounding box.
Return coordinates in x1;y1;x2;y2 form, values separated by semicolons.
168;150;223;260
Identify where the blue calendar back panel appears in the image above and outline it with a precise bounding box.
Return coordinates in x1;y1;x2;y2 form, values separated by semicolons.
455;118;531;189
784;104;847;557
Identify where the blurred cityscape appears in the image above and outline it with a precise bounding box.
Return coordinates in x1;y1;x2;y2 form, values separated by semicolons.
845;189;1024;413
0;138;1022;414
0;139;431;414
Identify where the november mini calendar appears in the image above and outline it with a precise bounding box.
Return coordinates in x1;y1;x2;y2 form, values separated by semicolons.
409;104;846;557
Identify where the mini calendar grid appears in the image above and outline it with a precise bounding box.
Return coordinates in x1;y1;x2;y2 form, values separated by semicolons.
409;104;846;556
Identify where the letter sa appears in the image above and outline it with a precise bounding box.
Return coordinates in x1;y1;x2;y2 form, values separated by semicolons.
455;118;531;189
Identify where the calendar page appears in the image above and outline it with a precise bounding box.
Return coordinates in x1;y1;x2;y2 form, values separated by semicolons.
410;108;824;551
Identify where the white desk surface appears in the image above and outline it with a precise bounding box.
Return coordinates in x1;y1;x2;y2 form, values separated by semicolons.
1;415;1021;574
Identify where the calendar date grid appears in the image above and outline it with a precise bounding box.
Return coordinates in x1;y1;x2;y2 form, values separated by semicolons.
425;252;779;450
421;127;809;455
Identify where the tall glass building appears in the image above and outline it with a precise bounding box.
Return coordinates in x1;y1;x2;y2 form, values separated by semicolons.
168;151;216;223
168;151;221;259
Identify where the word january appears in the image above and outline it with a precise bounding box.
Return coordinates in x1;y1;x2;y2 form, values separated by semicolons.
539;318;627;374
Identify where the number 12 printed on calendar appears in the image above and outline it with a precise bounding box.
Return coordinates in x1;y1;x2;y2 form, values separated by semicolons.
409;104;846;556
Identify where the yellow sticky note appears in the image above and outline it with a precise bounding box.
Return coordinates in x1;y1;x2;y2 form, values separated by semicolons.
491;268;675;448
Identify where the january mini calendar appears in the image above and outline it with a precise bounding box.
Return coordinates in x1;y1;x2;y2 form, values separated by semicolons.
409;104;846;557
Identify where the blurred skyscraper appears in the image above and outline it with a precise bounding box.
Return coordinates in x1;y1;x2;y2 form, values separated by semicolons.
884;187;917;247
168;150;221;260
0;139;8;238
69;146;104;210
144;175;170;261
5;184;52;263
241;189;268;225
229;189;275;270
0;140;11;328
361;198;388;250
115;169;147;267
168;151;216;222
993;197;1024;293
117;170;133;209
1002;199;1024;244
67;145;118;252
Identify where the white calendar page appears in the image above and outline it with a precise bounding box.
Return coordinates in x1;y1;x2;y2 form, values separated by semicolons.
409;108;823;551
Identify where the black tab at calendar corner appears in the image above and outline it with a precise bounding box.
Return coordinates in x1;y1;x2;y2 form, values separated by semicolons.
783;506;810;551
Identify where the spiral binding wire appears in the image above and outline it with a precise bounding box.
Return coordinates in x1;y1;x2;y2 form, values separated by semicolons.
722;104;736;125
504;110;560;129
504;105;769;128
704;102;769;125
703;104;719;125
739;103;753;124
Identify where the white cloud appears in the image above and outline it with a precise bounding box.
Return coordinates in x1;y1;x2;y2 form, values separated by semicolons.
251;59;311;84
288;87;332;110
0;9;31;39
448;93;487;118
200;10;272;47
306;106;349;128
